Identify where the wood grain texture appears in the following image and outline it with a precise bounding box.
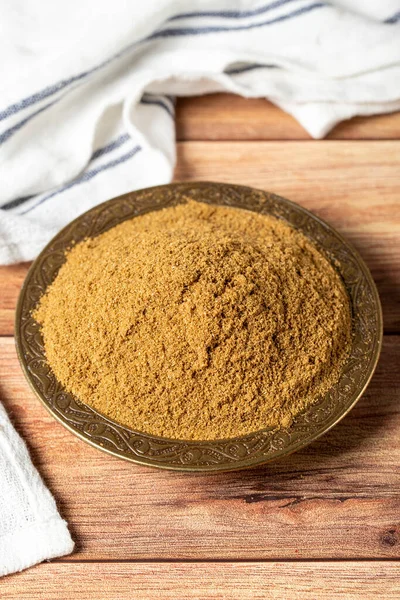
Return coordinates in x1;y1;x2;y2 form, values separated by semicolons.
1;336;399;560
0;262;29;336
1;141;399;336
176;95;400;141
2;562;400;599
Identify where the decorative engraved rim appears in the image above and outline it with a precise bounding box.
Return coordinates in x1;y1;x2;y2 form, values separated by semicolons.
15;182;383;471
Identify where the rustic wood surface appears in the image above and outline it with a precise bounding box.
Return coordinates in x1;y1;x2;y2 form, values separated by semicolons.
1;95;399;597
3;563;400;600
176;95;400;141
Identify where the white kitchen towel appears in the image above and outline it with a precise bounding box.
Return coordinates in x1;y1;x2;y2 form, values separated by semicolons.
0;0;399;264
0;404;74;577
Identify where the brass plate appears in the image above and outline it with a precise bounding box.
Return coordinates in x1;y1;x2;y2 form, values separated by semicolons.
15;182;382;472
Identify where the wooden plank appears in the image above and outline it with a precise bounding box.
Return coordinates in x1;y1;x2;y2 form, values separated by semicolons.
176;94;400;141
2;562;400;599
1;141;399;335
1;336;399;560
0;262;29;336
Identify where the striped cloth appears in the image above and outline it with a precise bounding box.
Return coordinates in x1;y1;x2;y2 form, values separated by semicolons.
0;0;399;264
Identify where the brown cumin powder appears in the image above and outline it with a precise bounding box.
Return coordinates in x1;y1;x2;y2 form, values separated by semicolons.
34;200;351;440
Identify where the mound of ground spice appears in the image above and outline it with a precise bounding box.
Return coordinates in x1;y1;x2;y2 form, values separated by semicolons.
34;200;351;441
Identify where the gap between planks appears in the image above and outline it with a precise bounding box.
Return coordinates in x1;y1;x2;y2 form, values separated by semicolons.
55;557;400;563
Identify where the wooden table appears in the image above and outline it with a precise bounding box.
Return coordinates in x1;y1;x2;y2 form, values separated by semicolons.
1;95;399;599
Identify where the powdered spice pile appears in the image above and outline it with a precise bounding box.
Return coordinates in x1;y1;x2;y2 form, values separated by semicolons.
34;200;351;440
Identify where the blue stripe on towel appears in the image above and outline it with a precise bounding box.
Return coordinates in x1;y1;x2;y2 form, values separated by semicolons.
169;0;299;20
0;98;60;145
0;72;97;123
1;133;132;211
149;3;325;38
91;133;130;159
0;90;174;148
225;63;278;74
140;94;175;117
0;55;133;124
384;11;400;24
1;195;36;211
0;1;325;128
20;145;141;215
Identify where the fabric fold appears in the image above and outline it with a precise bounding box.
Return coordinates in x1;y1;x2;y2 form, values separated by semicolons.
0;404;74;577
0;518;74;578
